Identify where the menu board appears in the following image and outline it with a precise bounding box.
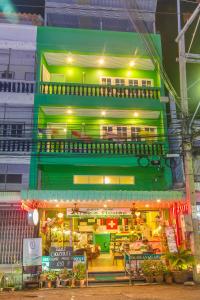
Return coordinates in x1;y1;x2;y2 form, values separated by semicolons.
49;247;73;269
165;227;178;253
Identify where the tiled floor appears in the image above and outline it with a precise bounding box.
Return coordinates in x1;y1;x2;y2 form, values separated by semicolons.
88;253;124;272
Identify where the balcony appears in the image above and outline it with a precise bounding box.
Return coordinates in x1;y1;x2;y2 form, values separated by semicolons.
0;139;166;156
0;79;35;94
39;82;160;100
38;139;165;156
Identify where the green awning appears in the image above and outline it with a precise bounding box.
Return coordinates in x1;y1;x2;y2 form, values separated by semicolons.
21;190;185;202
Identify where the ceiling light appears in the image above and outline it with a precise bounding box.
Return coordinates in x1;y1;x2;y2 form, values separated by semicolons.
157;199;161;203
129;61;135;67
101;111;106;116
133;112;139;117
63;128;67;132
57;212;64;218
67;109;72;114
67;56;73;63
104;204;107;208
99;58;105;65
145;204;149;208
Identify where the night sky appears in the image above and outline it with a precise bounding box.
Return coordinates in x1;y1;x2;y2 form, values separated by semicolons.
2;0;200;115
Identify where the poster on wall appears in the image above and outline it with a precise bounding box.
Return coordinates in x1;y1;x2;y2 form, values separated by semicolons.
49;247;73;269
23;238;42;266
165;227;178;253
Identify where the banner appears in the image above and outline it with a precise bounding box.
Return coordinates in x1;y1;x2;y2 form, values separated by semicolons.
23;238;42;266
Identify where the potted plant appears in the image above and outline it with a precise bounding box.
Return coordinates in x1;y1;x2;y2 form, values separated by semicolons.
165;247;195;284
154;261;164;283
164;267;173;284
73;263;86;287
68;270;75;288
60;268;69;287
141;260;154;283
45;272;57;288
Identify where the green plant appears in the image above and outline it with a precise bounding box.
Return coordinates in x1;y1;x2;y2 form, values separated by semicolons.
73;263;86;280
141;260;155;276
165;247;195;271
46;271;57;281
154;261;165;276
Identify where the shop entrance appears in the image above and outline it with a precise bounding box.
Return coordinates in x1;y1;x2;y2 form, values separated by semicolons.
39;207;167;273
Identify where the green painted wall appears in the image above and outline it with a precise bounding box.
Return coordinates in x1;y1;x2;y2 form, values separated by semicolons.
44;65;159;86
40;165;171;191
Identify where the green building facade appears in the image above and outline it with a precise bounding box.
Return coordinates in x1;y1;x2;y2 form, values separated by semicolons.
29;26;172;195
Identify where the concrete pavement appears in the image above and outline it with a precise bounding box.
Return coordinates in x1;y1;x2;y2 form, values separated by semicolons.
0;285;200;300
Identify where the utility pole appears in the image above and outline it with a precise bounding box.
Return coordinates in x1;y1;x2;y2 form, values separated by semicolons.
176;0;200;282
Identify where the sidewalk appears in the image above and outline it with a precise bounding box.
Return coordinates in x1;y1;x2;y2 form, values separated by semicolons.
0;285;200;300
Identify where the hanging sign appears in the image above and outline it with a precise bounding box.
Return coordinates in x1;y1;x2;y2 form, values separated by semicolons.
106;218;118;230
49;247;73;269
23;238;42;266
165;227;178;253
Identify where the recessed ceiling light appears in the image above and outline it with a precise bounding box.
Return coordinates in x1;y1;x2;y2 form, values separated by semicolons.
133;112;139;117
67;56;73;63
101;111;106;116
67;109;72;114
99;58;105;65
129;60;135;67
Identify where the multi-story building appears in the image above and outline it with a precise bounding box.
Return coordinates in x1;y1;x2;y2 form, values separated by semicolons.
19;26;185;272
45;0;157;33
0;22;37;265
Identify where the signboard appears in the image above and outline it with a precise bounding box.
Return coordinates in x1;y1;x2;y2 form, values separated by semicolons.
23;238;42;266
126;253;161;261
49;247;73;269
42;255;86;271
165;227;178;253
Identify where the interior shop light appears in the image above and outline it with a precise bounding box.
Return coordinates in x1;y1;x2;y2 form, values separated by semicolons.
57;212;64;218
104;177;110;184
133;112;139;117
157;199;161;203
66;56;73;63
101;111;106;116
67;109;72;115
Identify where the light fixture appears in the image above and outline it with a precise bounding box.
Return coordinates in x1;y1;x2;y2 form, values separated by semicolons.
129;60;135;67
98;58;105;65
66;56;73;63
104;177;110;184
145;204;149;208
157;199;161;203
57;212;64;219
67;109;72;115
133;112;139;117
135;211;141;217
63;128;67;133
101;111;106;116
103;204;107;208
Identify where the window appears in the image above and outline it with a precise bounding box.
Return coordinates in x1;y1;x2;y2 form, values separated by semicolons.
0;124;24;137
6;174;22;184
0;71;14;79
101;126;113;140
115;78;125;86
100;125;157;141
117;126;127;140
0;174;5;183
101;77;112;85
0;174;22;184
128;79;138;86
74;175;134;185
131;127;142;141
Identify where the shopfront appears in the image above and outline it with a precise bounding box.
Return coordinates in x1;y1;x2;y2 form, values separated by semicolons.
21;190;185;274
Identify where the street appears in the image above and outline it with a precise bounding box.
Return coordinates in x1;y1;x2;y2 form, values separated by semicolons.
0;285;200;300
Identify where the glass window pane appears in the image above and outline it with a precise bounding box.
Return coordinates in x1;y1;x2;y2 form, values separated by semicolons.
0;174;5;183
88;176;103;184
119;176;134;184
74;176;88;184
6;174;22;184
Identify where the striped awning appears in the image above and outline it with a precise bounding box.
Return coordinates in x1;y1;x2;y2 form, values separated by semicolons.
21;190;185;202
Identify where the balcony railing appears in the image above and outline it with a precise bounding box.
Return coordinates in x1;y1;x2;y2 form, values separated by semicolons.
0;79;35;94
0;139;166;156
39;82;160;100
0;140;31;152
38;139;165;156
